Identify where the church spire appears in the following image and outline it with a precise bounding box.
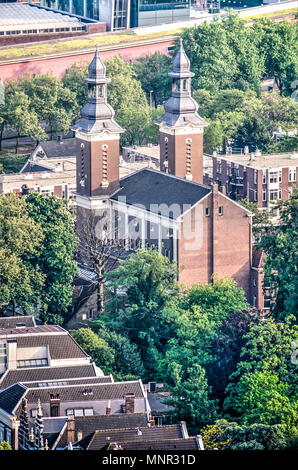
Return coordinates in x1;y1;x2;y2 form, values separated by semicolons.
72;46;124;135
157;39;207;129
156;39;208;184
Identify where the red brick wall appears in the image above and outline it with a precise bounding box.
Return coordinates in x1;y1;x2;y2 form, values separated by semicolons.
178;189;252;300
160;131;203;184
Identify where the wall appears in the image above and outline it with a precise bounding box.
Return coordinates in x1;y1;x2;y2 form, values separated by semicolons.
0;39;173;82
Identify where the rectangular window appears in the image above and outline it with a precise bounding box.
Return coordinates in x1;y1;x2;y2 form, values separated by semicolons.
269;171;278;183
5;428;11;445
66;409;74;416
218;206;223;216
254;170;258;185
262;190;267;201
205;208;210;217
254;191;258;202
269;190;279;201
289;167;296;182
253;296;257;307
278;170;282;183
84;409;94;416
264;297;271;309
74;409;84;417
0;424;4;443
262;171;266;184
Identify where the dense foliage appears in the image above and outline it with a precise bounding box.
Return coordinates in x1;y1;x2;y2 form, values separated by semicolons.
0;193;77;322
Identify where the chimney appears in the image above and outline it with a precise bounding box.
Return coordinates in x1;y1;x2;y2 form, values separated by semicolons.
180;421;189;439
196;434;205;450
221;184;226;195
123;393;135;414
66;417;75;444
106;400;111;415
7;339;17;370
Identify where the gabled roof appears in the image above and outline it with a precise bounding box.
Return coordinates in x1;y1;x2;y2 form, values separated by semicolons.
0;364;102;390
79;424;184;450
111;168;211;219
36;139;77;160
0;315;36;329
120;437;199;450
55;413;148;449
14;380;145;417
0;383;27;415
0;326;89;361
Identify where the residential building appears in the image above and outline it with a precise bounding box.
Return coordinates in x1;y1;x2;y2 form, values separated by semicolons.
209;150;298;211
0;316;152;449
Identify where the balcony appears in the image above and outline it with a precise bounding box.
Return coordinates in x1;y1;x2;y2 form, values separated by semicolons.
229;176;244;186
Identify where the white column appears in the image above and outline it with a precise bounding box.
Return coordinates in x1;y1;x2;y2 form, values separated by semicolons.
69;0;73;14
83;0;87;17
141;212;146;248
172;227;177;262
158;215;162;254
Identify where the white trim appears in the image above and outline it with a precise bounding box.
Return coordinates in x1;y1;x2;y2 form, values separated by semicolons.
75;130;122;142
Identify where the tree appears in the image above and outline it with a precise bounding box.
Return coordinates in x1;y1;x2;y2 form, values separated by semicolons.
133;52;172;107
181;277;248;329
90;324;145;380
224;368;297;427
259;189;298;319
0;194;44;315
238;197;273;235
76;211;126;315
104;248;180;379
225;315;298;392
26;193;78;324
70;328;114;372
166;364;217;432
61;62;88;110
201;419;288;450
5;91;46;152
253;19;298;95
0;441;12;450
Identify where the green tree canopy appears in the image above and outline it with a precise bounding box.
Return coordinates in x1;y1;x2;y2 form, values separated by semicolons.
26;193;78;324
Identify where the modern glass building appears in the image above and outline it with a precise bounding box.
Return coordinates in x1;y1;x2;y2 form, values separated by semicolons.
40;0;191;30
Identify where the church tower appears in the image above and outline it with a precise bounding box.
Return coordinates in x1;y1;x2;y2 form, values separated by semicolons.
72;47;124;211
156;39;208;184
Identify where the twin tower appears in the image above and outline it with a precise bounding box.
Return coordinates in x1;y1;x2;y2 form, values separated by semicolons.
72;41;208;211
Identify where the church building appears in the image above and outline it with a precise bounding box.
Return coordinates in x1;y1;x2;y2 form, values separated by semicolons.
72;43;254;303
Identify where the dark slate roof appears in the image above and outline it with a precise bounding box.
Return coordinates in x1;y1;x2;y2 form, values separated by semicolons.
121;437;199;450
0;364;100;390
15;381;145;416
0;327;89;360
80;424;183;450
23;376;113;389
38;138;76;159
22;162;52;173
0;316;36;329
0;383;26;414
56;413;148;449
111;168;211;219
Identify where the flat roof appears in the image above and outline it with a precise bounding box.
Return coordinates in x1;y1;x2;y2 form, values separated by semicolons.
0;3;82;30
213;152;298;169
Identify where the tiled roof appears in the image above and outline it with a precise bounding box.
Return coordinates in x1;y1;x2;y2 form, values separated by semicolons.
0;316;36;329
38;139;77;159
0;364;100;390
111;168;211;219
56;413;148;449
121;437;199;450
0;325;63;336
82;424;183;450
23;376;113;388
14;381;145;416
0;383;26;414
0;330;90;360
